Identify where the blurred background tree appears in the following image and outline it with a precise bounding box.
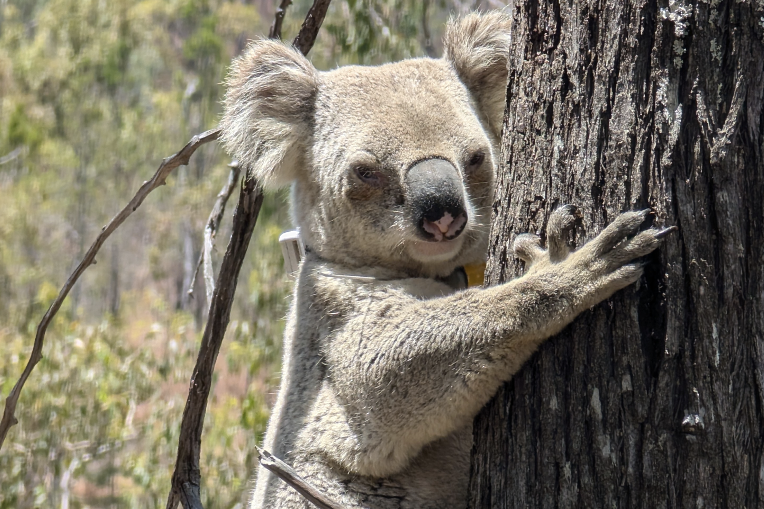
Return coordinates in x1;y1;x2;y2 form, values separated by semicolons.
0;0;505;507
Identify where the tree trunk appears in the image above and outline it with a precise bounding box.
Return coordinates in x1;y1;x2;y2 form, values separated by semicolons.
469;1;764;508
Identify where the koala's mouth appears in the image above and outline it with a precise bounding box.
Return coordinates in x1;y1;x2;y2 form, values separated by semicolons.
421;212;468;242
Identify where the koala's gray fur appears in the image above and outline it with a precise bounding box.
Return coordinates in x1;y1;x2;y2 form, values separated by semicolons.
220;12;668;509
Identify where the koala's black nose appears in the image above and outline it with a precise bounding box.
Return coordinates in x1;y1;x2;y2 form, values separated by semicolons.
406;158;468;242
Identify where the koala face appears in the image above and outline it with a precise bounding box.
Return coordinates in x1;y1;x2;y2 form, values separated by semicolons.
297;60;497;276
221;12;511;278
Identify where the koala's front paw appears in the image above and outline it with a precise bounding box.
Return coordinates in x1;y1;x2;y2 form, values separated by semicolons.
513;207;675;309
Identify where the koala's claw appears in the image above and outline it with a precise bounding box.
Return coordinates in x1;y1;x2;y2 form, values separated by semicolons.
655;225;679;239
591;209;651;255
606;228;665;268
514;208;674;305
547;205;581;262
512;205;581;268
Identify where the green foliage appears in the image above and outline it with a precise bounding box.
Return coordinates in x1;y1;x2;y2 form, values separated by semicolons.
7;105;43;151
0;311;283;508
280;0;444;66
0;0;461;506
184;16;223;66
323;0;422;63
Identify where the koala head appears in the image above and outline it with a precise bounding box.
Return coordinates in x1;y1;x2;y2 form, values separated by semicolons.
220;12;511;278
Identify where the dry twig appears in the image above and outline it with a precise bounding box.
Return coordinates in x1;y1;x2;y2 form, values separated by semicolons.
187;161;242;302
269;0;293;39
203;163;240;303
166;175;265;509
166;2;333;508
257;447;349;509
292;0;331;55
0;128;220;450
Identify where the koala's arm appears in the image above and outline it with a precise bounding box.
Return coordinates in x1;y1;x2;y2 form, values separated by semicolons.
319;209;672;477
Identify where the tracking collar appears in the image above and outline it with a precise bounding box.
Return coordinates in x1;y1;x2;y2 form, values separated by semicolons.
279;229;485;289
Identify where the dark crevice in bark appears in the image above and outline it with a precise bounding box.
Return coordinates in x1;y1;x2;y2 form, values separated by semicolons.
638;248;666;381
527;0;540;55
639;124;653;207
717;1;734;120
709;192;727;310
592;113;608;222
636;1;657;108
551;0;561;50
560;68;572;102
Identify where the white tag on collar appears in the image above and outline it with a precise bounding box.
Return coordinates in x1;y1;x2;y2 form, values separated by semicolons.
279;230;305;276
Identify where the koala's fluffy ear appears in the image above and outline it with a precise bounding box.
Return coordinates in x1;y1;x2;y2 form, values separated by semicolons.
443;12;512;137
220;40;319;189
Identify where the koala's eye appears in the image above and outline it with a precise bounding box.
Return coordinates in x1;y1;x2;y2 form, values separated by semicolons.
467;150;485;170
354;166;385;187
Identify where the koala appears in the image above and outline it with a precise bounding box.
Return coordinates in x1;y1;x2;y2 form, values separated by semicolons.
220;11;669;509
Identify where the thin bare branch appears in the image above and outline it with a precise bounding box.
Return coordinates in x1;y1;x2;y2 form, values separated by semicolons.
167;2;333;509
166;175;265;509
202;227;216;305
187;161;242;302
292;0;331;55
188;254;203;299
269;0;293;40
256;448;349;509
188;0;296;302
190;0;317;302
0;128;220;450
203;162;241;303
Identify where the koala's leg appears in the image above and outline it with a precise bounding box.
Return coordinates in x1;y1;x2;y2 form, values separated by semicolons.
321;208;671;477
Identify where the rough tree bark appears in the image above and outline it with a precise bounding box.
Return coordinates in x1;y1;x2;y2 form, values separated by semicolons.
469;1;764;508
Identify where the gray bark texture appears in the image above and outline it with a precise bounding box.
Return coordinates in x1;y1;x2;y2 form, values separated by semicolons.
469;1;764;508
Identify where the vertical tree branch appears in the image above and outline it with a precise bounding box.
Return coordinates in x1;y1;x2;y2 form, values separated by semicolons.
269;0;293;40
166;175;265;509
292;0;331;55
188;161;242;303
166;2;332;508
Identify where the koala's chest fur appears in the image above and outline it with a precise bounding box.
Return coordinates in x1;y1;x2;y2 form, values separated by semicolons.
252;258;474;509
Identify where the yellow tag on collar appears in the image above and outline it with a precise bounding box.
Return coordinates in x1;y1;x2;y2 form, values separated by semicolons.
463;263;486;287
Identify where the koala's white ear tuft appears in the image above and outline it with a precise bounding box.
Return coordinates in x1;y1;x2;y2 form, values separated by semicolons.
443;11;512;137
220;40;319;189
